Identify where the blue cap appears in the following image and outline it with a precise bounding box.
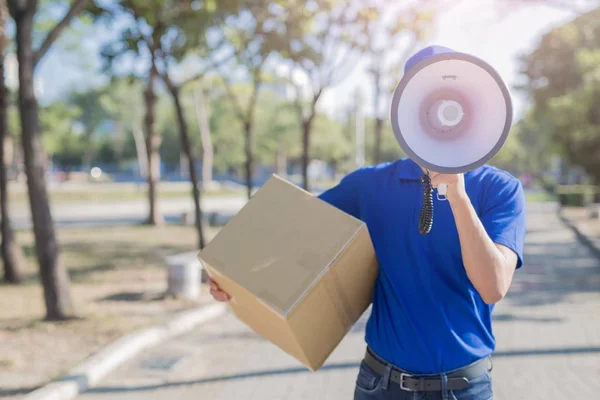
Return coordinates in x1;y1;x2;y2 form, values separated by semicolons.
404;45;456;74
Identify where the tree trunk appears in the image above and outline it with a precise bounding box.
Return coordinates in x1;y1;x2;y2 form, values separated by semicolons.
114;121;126;157
14;6;75;319
82;135;93;171
373;117;383;165
372;70;383;165
0;6;28;284
276;143;287;177
143;68;163;225
299;95;320;192
131;120;148;178
331;159;338;178
301;120;311;192
180;151;188;178
170;86;205;249
194;83;213;186
243;121;254;200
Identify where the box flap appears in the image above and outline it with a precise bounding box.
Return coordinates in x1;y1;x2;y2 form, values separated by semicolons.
198;175;364;316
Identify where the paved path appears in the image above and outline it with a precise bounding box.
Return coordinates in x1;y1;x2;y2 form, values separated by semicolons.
76;202;600;400
11;196;247;230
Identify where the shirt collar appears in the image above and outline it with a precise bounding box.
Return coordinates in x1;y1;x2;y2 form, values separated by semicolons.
397;158;424;181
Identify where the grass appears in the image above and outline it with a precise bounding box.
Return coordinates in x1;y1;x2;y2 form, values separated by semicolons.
0;223;221;391
525;190;556;203
14;224;219;286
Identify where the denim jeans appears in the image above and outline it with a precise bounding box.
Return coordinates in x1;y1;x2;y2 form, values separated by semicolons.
353;357;493;400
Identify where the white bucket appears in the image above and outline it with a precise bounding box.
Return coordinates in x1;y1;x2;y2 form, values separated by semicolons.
166;253;202;299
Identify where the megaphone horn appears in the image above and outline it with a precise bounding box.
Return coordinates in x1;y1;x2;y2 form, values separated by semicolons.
391;46;513;234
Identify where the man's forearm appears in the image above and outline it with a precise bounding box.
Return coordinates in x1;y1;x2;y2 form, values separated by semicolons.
449;195;512;304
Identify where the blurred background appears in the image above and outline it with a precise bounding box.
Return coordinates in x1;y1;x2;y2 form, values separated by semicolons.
1;0;600;399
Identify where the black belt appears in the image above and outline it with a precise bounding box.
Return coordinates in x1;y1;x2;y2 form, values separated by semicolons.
363;348;492;392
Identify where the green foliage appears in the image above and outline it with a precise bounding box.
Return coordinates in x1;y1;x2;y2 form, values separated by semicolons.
68;87;109;135
99;77;145;160
39;98;89;170
100;0;244;76
517;6;600;182
203;89;244;174
311;112;351;164
369;122;405;163
255;94;301;163
53;133;87;169
35;76;415;178
29;0;456;183
358;1;435;73
22;0;106;66
39;77;148;169
280;0;367;83
156;93;183;167
39;99;81;154
93;138;119;165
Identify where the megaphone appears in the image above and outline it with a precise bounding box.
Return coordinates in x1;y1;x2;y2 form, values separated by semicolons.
390;46;513;234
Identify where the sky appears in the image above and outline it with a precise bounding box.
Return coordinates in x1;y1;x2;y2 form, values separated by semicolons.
317;0;583;121
13;0;586;123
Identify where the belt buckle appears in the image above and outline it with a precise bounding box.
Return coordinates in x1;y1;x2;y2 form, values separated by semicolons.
399;373;415;392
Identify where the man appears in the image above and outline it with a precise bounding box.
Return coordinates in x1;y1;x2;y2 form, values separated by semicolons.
209;46;527;400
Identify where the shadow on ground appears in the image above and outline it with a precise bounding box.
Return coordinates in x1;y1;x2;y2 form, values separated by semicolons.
86;345;600;394
504;203;600;307
0;386;40;397
20;240;188;285
491;313;563;323
187;330;268;345
98;291;167;302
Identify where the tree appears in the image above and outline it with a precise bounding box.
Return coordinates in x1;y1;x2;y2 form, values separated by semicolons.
218;5;283;199
39;99;83;178
67;87;109;169
254;91;301;177
310;111;352;173
158;63;205;246
7;0;92;319
40;99;80;144
0;0;28;283
203;88;245;176
491;111;554;178
100;3;165;225
143;60;163;224
221;78;261;200
193;81;213;185
357;2;434;164
281;1;368;191
112;0;241;249
99;77;148;176
518;7;600;182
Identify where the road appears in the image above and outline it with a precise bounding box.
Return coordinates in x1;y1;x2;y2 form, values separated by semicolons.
11;196;247;230
75;202;600;400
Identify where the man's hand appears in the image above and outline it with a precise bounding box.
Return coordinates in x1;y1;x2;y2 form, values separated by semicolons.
208;277;231;302
430;173;467;203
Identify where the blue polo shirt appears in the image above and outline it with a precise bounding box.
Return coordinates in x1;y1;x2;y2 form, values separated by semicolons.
318;158;526;374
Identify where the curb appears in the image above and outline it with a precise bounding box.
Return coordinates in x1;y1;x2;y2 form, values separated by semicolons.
23;303;228;400
557;208;600;261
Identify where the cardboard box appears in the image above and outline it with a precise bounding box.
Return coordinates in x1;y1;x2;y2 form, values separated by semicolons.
198;175;378;371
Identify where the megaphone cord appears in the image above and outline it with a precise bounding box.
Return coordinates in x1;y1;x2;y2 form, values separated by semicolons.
419;169;434;235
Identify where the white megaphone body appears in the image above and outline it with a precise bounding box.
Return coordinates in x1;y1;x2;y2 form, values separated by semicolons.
391;46;513;234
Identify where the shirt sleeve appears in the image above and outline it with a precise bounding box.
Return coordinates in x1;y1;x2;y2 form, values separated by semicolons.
317;169;364;220
479;175;527;269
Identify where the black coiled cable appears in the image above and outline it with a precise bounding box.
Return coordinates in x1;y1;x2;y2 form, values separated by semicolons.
419;170;434;235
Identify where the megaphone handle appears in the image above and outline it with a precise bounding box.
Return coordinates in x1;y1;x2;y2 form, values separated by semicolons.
437;183;448;201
